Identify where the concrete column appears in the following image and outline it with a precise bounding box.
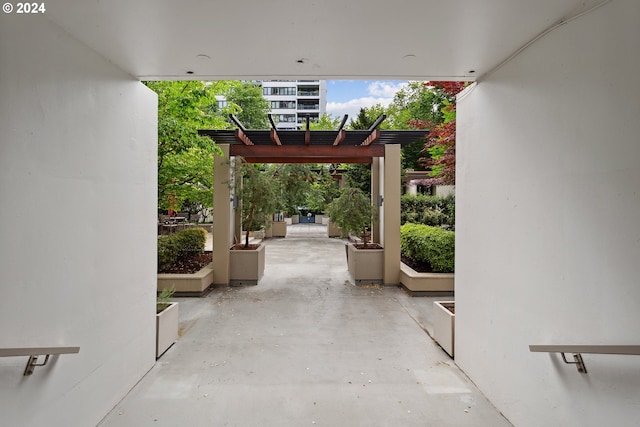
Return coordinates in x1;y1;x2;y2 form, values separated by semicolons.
383;144;401;285
233;161;242;244
371;157;381;244
213;144;231;286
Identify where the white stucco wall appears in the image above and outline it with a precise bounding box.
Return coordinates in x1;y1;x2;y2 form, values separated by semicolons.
455;1;640;426
0;15;157;427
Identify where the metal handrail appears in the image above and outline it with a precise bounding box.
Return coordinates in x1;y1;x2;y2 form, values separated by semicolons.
0;347;80;376
529;345;640;373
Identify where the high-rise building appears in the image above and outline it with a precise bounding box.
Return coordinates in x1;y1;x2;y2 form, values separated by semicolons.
261;80;327;130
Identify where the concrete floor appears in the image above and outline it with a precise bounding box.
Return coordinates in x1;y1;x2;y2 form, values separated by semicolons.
99;230;512;427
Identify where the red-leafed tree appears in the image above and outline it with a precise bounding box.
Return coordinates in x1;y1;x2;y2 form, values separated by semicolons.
408;81;467;186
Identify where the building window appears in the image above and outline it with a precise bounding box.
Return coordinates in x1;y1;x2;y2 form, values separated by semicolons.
274;114;296;123
263;87;296;96
217;100;227;109
271;101;296;109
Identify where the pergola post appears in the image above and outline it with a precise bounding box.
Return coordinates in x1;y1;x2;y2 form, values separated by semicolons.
383;144;401;285
371;158;381;244
213;144;232;286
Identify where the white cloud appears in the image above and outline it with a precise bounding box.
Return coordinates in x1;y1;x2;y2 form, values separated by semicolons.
326;97;391;120
368;81;407;98
326;81;408;120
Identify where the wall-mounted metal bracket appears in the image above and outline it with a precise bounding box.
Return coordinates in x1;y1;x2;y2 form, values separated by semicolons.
560;352;587;373
24;355;51;376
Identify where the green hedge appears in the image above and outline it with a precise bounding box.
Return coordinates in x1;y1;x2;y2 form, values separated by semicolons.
158;227;207;272
400;223;455;273
401;194;455;229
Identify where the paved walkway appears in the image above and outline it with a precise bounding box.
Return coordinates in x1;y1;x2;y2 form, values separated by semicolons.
100;237;511;427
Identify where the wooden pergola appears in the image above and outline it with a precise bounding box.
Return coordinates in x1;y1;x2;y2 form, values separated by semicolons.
204;114;429;287
199;114;428;164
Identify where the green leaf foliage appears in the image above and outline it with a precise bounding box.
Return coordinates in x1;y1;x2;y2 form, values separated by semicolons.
400;223;455;273
234;161;278;247
225;83;270;129
327;187;376;245
401;194;455;229
309;113;342;130
157;227;207;272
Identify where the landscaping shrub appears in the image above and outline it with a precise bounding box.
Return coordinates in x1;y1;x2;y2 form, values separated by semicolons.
158;236;178;272
157;227;207;272
401;194;455;229
400;223;455;273
172;227;207;258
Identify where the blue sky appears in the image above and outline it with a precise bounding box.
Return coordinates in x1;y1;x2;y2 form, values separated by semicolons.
325;80;408;121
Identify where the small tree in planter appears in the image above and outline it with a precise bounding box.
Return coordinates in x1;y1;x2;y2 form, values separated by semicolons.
327;187;378;248
328;187;383;285
234;159;278;248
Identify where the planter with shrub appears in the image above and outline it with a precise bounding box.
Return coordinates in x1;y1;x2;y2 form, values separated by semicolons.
157;227;213;296
327;187;382;284
399;223;455;293
229;159;276;286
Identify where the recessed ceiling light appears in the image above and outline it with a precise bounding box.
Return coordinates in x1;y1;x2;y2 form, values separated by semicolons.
186;71;194;75
297;59;305;64
196;54;211;60
468;70;476;74
403;54;417;60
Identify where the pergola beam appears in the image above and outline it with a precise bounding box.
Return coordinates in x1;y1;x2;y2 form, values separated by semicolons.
361;129;380;146
267;114;282;145
230;144;384;159
235;129;254;146
361;113;385;146
242;156;372;164
333;114;348;146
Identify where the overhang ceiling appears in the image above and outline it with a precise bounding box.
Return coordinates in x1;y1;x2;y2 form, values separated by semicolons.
45;0;605;81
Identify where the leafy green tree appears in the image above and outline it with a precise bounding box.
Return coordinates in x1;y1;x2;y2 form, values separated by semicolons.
225;83;270;129
327;187;377;247
146;80;271;215
343;107;378;196
304;167;340;213
269;164;313;216
309;113;342;130
145;80;229;212
234;160;278;247
386;82;445;171
347;106;388;130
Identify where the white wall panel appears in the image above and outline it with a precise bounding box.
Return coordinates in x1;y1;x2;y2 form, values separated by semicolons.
0;14;157;427
455;1;640;425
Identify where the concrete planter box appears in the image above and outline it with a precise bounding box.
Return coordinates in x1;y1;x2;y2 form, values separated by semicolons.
321;216;329;225
230;243;265;286
433;301;455;357
156;302;179;358
346;242;383;285
292;214;299;224
327;221;342;237
315;214;326;224
400;262;454;294
284;217;292;225
157;262;214;297
271;221;287;238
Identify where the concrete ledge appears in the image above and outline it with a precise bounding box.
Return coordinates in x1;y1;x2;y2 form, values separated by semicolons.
158;263;214;296
400;262;454;293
